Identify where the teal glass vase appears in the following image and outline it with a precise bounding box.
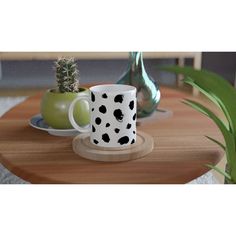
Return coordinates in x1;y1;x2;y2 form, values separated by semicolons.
117;52;161;118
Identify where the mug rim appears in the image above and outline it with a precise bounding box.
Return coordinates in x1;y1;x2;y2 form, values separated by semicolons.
90;84;136;94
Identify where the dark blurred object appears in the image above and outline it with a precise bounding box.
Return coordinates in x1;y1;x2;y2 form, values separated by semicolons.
202;52;236;85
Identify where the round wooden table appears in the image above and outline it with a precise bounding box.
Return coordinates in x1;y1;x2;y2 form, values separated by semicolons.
0;86;223;183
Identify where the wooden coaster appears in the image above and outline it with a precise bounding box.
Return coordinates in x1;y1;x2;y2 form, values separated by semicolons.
72;131;154;162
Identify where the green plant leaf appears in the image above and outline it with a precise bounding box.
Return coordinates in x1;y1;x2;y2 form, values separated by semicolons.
183;76;231;131
206;164;232;181
183;99;235;170
205;135;225;150
158;65;236;182
159;66;236;141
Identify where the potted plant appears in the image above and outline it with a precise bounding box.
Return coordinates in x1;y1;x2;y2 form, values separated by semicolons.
41;57;90;129
160;65;236;184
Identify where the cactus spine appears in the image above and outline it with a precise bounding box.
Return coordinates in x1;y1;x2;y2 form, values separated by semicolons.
55;57;80;93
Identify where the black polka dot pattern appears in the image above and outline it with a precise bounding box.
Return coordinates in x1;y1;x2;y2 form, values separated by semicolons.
102;133;110;143
114;128;120;133
118;136;129;145
89;90;136;147
126;123;131;129
92;125;96;132
91;92;95;102
95;117;101;125
99;105;107;114
113;109;124;122
129;100;134;110
93;139;99;144
114;94;123;103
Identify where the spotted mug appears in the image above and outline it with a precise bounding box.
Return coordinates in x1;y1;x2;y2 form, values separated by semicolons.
68;84;137;148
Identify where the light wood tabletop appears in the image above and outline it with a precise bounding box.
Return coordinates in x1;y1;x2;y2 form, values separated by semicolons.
0;86;223;183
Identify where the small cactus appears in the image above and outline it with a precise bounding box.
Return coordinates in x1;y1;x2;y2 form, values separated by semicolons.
55;57;80;93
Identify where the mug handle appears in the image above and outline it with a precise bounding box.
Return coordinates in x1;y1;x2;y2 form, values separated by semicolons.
68;95;90;133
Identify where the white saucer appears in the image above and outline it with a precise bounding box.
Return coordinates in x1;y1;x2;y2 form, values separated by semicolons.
29;114;80;136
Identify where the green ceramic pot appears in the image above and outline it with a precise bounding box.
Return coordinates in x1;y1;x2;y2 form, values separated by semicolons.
40;87;90;129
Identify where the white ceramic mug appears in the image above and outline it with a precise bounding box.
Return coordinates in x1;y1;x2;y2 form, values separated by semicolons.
68;84;137;148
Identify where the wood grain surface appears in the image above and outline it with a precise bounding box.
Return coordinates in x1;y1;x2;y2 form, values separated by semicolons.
72;131;154;162
0;86;223;183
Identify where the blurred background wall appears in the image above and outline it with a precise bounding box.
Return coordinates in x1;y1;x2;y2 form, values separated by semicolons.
0;52;235;90
0;59;177;89
202;52;236;84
